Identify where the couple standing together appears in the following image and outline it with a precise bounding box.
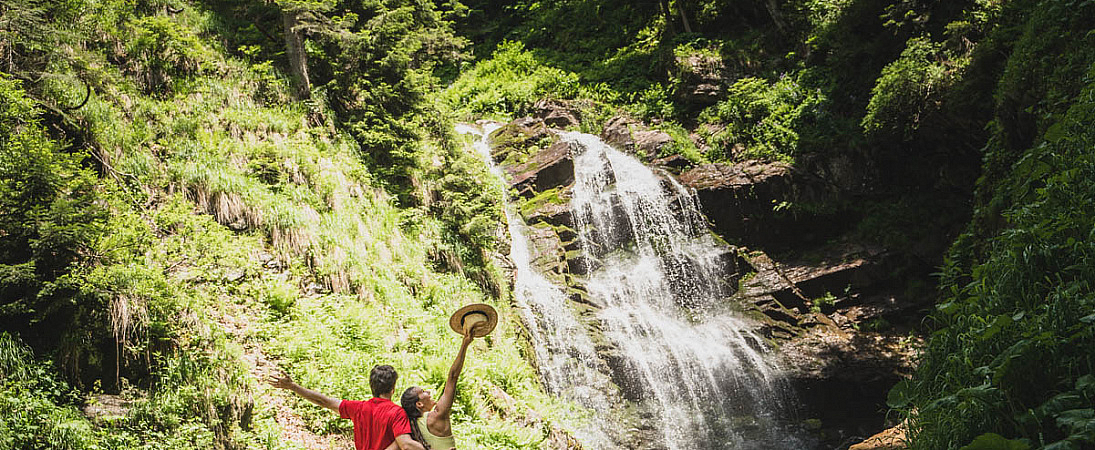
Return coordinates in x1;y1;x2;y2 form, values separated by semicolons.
270;304;498;450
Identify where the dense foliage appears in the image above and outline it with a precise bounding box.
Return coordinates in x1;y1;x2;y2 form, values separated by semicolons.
893;2;1095;448
2;0;1095;448
0;0;572;448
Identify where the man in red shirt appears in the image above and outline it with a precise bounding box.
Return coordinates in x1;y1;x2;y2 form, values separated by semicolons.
271;365;425;450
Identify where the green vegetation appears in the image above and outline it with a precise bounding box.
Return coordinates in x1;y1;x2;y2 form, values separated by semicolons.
442;41;580;119
698;74;827;162
3;0;1095;448
0;0;572;448
887;2;1095;449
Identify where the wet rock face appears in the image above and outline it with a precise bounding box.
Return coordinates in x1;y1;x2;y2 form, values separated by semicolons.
488;112;924;450
507;140;576;198
487;117;581;281
678;161;845;251
732;242;926;448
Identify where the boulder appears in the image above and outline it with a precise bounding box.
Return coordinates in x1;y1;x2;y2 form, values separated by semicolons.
532;99;581;128
849;423;908;450
601;116;673;159
674;53;727;106
651;154;691;173
506;140;575;198
83;394;132;424
489;117;554;168
678;160;842;250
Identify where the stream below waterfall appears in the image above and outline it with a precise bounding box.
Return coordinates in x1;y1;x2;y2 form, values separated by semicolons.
458;124;813;450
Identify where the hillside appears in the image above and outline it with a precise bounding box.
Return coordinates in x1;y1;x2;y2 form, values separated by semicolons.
0;1;575;448
2;0;1095;449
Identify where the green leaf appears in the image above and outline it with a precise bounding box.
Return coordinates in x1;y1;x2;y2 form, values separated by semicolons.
887;379;912;408
1039;393;1087;417
1042;440;1081;450
980;314;1013;341
938;301;961;315
959;433;1030;450
1076;374;1095;396
1055;408;1095;434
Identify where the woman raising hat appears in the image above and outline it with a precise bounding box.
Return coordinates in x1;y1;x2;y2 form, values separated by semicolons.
391;304;497;450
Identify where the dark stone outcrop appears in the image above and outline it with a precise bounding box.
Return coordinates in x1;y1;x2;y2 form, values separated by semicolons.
674;53;727;106
731;241;925;448
525;223;568;282
601;116;673;159
489;118;554;173
506;141;575;198
650;154;691;173
532;99;581;128
679;160;844;250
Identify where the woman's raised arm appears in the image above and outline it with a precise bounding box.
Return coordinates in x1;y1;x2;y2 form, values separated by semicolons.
434;324;480;421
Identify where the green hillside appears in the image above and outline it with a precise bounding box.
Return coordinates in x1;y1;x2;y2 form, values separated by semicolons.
2;0;1094;449
0;1;575;448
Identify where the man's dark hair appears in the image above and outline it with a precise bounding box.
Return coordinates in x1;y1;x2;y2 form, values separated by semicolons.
370;365;398;397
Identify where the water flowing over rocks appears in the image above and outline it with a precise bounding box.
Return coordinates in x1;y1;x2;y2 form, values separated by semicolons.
475;106;927;449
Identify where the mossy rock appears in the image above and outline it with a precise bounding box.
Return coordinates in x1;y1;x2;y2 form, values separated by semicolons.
518;187;567;219
526;221;568;281
489;119;556;168
554;224;579;243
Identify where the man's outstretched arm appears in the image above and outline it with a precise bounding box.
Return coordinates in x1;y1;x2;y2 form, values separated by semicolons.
269;373;341;413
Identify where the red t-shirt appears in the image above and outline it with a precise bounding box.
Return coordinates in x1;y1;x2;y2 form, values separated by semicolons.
339;397;411;450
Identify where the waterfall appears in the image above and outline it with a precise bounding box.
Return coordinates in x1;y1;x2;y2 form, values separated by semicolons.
565;132;804;449
459;125;809;450
458;124;618;448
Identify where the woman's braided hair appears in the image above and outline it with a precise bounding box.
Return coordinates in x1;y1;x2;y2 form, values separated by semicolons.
400;387;431;449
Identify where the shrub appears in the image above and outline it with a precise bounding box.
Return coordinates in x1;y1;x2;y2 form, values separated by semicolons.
902;76;1095;450
126;15;212;95
698;73;826;162
442;41;580;117
862;37;964;140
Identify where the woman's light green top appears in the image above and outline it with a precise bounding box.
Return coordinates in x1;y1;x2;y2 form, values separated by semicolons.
417;412;456;450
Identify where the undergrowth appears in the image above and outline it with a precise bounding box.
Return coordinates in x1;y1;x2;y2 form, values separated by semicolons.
0;1;576;448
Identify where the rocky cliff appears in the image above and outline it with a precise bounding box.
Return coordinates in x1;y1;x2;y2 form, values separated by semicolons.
484;101;930;449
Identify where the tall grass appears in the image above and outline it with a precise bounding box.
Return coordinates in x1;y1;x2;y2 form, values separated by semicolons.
1;1;587;448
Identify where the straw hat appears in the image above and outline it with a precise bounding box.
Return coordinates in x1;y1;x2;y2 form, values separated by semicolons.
448;303;498;337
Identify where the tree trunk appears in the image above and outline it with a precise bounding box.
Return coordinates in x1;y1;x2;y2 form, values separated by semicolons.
676;1;693;34
282;9;310;100
765;0;789;36
660;0;676;35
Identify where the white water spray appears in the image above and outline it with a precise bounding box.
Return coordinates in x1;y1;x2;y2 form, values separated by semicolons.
565;132;802;449
458;125;807;449
457;124;617;447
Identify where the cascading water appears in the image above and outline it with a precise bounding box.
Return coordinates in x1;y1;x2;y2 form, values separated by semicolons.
458;125;809;450
457;124;618;448
565;132;805;449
